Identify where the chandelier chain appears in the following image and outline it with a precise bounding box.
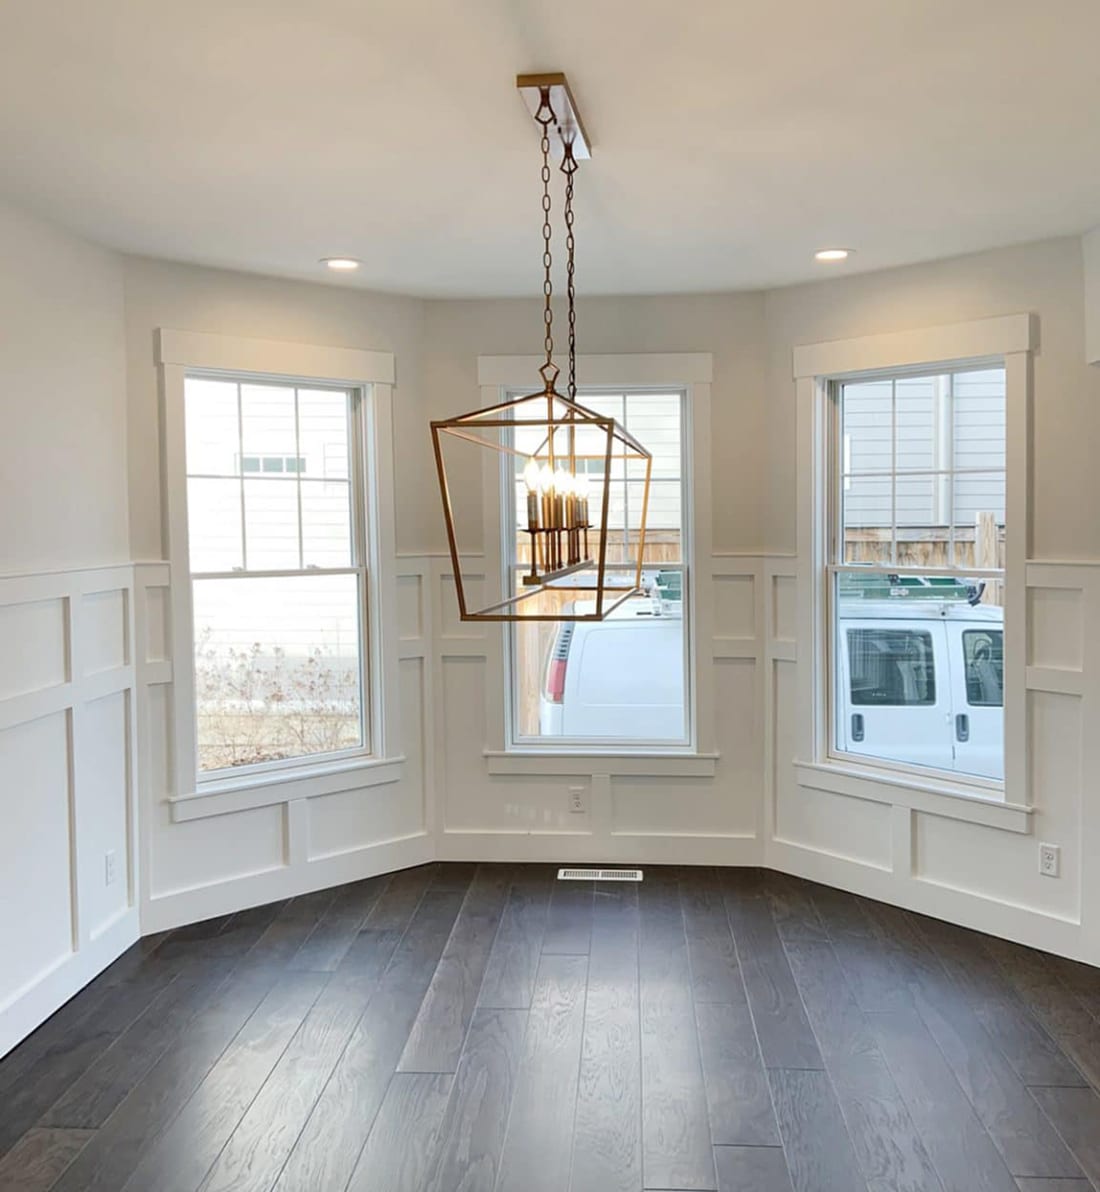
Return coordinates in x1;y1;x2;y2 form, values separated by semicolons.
561;138;578;402
534;88;557;387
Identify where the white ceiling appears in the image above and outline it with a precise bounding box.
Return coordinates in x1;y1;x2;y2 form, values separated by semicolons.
2;0;1099;297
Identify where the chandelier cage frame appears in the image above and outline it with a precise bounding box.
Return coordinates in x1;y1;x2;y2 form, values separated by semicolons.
430;389;654;622
430;73;654;624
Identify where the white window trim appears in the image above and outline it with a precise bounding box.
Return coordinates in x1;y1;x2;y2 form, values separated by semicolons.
793;314;1035;819
156;329;403;817
475;352;715;762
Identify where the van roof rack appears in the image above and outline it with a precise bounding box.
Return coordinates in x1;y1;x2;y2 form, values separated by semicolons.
838;573;984;606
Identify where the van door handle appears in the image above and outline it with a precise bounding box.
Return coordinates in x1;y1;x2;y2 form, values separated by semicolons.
955;713;970;742
851;713;865;742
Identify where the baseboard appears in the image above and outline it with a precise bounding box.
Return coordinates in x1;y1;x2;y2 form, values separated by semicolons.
141;832;435;934
437;829;762;866
0;908;140;1060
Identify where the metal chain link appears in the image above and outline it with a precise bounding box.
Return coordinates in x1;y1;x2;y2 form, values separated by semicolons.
534;88;558;389
561;138;578;403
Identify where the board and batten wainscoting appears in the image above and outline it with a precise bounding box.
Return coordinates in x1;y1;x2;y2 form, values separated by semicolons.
0;564;140;1056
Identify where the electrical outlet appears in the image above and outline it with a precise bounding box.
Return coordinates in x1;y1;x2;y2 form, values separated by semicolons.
568;786;585;814
104;850;118;886
1039;843;1060;878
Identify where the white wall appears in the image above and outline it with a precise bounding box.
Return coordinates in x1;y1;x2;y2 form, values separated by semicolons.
0;200;136;1056
1085;226;1100;365
0;200;129;572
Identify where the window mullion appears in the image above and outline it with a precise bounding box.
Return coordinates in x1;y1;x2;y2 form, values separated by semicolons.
237;381;248;571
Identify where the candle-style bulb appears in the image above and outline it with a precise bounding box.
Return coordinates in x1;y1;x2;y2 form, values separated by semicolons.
523;457;540;493
539;463;555;493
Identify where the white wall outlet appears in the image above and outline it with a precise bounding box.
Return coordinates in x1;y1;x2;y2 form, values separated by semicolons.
105;850;118;886
1039;843;1060;878
568;786;586;814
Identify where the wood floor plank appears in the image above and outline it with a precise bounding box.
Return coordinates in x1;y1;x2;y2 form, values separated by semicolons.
0;1127;92;1192
911;985;1083;1178
543;876;594;955
118;971;328;1192
784;940;942;1192
722;876;823;1071
42;957;233;1128
571;882;642;1192
497;954;589;1192
1028;1086;1100;1185
425;1007;528;1192
48;965;282;1192
244;889;340;967
287;874;390;971
982;937;1100;1090
198;970;380;1192
1014;1180;1093;1191
640;870;716;1190
399;865;512;1072
478;868;553;1009
696;999;779;1148
272;886;468;1192
768;1068;868;1192
762;873;829;943
867;1007;1019;1192
911;916;1086;1089
0;965;179;1157
714;1145;794;1192
345;1072;454;1192
359;864;438;929
681;867;742;1002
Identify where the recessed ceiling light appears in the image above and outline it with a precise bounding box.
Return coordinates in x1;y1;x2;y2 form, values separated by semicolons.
815;248;852;262
321;257;360;271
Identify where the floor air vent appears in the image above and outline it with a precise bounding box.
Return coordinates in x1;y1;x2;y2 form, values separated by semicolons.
558;867;643;882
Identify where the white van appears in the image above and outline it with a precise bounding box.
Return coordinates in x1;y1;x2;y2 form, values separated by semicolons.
538;577;1003;781
837;595;1003;780
538;592;685;741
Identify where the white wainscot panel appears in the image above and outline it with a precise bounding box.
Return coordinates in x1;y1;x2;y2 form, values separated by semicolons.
396;574;424;641
611;776;745;837
775;782;892;869
82;589;128;675
79;692;131;937
0;597;68;701
772;573;797;643
0;713;73;1006
440;571;486;639
308;783;420;861
399;656;426;823
144;584;171;663
713;574;756;640
916;689;1082;919
486;773;592;834
713;658;762;834
150;804;285;896
1028;586;1083;669
440;655;491;829
146;683;173;799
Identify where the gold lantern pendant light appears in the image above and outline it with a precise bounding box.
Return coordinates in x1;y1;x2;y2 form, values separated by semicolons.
430;74;653;623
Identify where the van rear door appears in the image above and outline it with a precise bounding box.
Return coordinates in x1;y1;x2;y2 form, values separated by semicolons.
837;620;953;772
945;622;1004;781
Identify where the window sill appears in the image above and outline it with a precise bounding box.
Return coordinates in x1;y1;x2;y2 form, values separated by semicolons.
484;750;718;778
169;754;406;822
793;759;1033;833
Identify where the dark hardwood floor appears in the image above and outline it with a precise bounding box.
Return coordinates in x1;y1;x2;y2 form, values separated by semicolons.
2;864;1100;1192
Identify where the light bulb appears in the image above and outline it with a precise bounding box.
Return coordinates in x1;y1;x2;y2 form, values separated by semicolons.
523;457;540;493
539;464;555;493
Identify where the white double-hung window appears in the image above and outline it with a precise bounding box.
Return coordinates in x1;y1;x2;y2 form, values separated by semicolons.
506;388;691;748
159;332;398;797
830;366;1007;783
184;377;367;774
